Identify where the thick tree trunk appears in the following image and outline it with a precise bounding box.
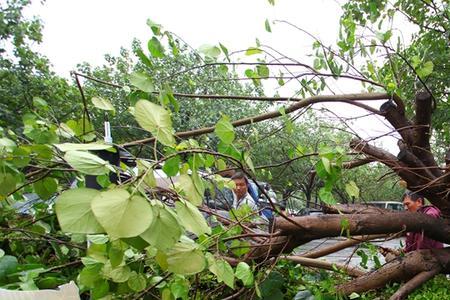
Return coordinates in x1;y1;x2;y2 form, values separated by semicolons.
246;212;450;260
336;248;450;299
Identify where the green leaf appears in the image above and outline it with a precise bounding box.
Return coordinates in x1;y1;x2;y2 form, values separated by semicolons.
0;255;18;281
54;143;114;152
321;157;331;174
199;44;221;58
417;61;434;78
319;187;335;205
148;37;165;58
163;155;181;177
92;280;109;299
55;188;104;234
170;276;190;299
64;150;114;175
108;265;132;283
129;72;155;93
349;292;360;299
128;272;147;292
265;19;272;32
206;253;234;289
382;30;392;43
91;97;115;113
162;288;173;300
140;202;182;250
146;18;162;35
235;262;254;286
32;97;48;109
134;99;175;146
345;181;360;199
33;177;57;200
87;234;109;245
109;247;124;268
245;47;262;55
11;146;30;168
256;65;270;78
91;189;153;239
340;217;350;236
79;264;102;288
167;242;206;275
219;43;229;61
214;116;235;144
175;175;203;206
137;159;157;187
176;199;211;236
0;138;16;153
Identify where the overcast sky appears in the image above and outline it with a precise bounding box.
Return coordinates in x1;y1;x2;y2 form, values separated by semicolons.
29;0;400;152
31;0;343;76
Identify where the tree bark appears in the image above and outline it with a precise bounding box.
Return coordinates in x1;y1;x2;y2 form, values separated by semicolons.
336;248;450;297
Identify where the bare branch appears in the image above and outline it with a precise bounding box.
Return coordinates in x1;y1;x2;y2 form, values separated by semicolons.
299;234;387;259
123;93;389;147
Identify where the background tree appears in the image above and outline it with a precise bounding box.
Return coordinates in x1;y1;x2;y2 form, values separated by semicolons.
0;0;79;130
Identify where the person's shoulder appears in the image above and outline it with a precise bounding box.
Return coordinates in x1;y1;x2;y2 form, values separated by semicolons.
420;205;441;217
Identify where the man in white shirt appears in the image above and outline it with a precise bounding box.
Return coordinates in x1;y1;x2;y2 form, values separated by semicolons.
231;172;259;211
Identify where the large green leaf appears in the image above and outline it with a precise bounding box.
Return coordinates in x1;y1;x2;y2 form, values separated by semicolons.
55;188;104;234
0;173;17;199
175;175;203;206
162;155;181;177
206;253;234;289
345;180;360;199
64;150;114;175
214;116;235;144
55;143;114;152
235;262;254;286
140;202;181;250
166;242;206;275
148;37;165;58
417;61;434;78
91;189;153;238
175;199;211;236
128;271;147;292
134;99;175;146
199;44;221;58
33;177;57;200
129;72;155;93
91;97;115;113
0;255;18;282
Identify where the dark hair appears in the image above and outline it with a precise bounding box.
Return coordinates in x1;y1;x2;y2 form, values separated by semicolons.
402;190;424;203
218;169;236;178
231;171;248;183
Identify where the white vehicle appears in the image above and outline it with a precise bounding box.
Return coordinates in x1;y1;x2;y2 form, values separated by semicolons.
367;201;404;211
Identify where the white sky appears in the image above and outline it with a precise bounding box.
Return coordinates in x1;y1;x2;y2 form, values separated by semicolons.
29;0;402;152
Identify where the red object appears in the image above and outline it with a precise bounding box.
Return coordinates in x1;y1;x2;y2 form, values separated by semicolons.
405;205;444;252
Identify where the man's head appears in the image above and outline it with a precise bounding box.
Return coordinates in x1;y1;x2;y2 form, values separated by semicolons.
231;172;248;200
402;191;425;212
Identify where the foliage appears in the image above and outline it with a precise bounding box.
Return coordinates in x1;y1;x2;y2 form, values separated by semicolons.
74;35;268;144
338;0;450;144
0;0;449;299
0;0;80;130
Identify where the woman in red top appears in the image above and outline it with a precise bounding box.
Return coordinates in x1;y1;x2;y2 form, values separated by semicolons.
402;191;443;252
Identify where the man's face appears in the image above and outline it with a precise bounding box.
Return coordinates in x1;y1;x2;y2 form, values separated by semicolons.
403;196;422;212
233;178;248;200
